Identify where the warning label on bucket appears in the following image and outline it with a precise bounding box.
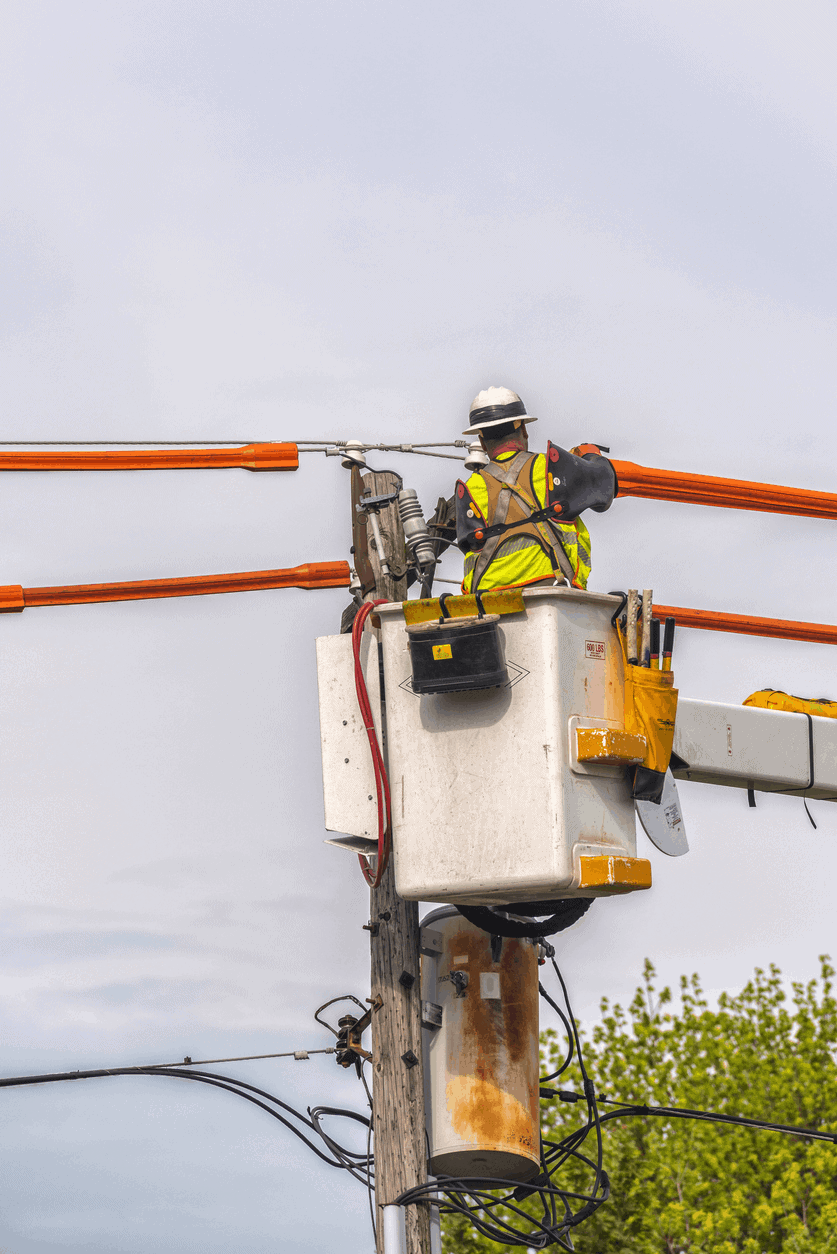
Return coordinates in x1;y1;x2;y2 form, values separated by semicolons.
585;640;606;661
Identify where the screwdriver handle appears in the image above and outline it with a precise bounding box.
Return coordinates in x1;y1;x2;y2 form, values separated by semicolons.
650;617;660;669
662;616;676;672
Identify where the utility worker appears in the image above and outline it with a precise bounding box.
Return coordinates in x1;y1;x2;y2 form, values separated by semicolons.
455;386;617;594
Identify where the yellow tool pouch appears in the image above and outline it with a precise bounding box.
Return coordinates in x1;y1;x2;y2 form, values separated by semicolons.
743;689;837;719
618;626;679;803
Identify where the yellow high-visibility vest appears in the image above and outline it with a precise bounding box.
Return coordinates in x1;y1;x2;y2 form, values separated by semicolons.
461;450;592;593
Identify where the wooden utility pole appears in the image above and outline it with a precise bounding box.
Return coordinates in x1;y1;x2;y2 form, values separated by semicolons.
355;468;430;1254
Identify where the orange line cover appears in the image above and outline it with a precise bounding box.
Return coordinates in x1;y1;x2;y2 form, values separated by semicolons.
612;460;837;521
653;603;837;647
0;443;298;471
0;561;350;612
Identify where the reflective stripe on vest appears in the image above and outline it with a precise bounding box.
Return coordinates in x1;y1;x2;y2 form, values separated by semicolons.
462;451;592;593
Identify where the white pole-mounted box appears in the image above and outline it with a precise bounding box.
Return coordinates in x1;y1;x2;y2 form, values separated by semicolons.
371;587;649;905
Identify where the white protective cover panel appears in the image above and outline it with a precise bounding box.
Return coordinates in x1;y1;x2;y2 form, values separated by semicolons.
673;698;837;800
315;631;383;840
377;587;638;904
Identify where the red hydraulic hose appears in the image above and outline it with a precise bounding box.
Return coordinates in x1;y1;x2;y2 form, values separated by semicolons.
351;601;392;888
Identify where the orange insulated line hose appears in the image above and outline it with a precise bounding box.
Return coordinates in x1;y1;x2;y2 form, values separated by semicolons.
0;443;298;471
0;562;350;612
653;603;837;647
612;460;837;521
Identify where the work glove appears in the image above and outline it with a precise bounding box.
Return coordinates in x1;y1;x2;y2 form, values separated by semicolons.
547;443;617;521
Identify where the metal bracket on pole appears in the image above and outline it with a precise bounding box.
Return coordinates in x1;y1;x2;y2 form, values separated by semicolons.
314;992;382;1066
356;492;399;579
342;995;383;1064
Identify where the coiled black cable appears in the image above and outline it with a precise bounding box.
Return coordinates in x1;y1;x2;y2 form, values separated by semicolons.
0;1063;372;1181
397;955;609;1249
3;972;835;1249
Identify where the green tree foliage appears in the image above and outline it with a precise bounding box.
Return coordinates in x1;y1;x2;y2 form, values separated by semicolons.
442;957;837;1253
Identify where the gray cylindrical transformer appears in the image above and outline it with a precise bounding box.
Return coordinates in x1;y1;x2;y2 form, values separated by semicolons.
420;908;541;1182
397;488;436;569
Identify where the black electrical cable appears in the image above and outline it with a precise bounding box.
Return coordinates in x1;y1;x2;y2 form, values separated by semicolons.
567;970;604;1213
308;1105;375;1187
5;975;835;1249
144;1070;373;1182
539;956;606;1227
398;1172;610;1250
163;1069;352;1169
594;1098;837;1144
538;980;574;1081
0;1063;372;1178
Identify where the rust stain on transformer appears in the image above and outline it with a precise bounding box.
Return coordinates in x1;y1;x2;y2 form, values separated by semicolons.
499;939;538;1068
445;926;540;1150
446;1074;536;1154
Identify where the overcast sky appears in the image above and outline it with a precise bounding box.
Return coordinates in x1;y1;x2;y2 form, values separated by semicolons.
1;2;836;1251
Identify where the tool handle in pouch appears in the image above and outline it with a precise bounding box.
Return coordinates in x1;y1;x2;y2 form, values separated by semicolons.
618;624;679;804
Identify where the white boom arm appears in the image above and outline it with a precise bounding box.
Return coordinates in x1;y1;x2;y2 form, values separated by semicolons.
673;699;837;802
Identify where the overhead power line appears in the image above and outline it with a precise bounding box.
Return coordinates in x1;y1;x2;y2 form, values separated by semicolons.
0;1048;337;1080
0;441;467;466
152;1048;336;1067
0;561;350;613
0;444;299;471
653;601;837;647
0;1063;373;1183
613;458;837;520
0;439;467;446
0;440;257;446
593;1097;837;1144
1;968;833;1251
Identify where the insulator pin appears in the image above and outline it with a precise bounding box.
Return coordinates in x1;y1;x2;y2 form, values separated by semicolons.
464;442;490;472
340;439;368;470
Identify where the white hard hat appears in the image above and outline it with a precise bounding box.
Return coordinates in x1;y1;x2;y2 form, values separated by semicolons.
462;385;538;435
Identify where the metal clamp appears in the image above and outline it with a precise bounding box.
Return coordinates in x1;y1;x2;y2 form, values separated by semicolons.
357;491;400;511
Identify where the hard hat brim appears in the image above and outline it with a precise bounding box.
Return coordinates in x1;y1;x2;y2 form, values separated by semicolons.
461;414;538;436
